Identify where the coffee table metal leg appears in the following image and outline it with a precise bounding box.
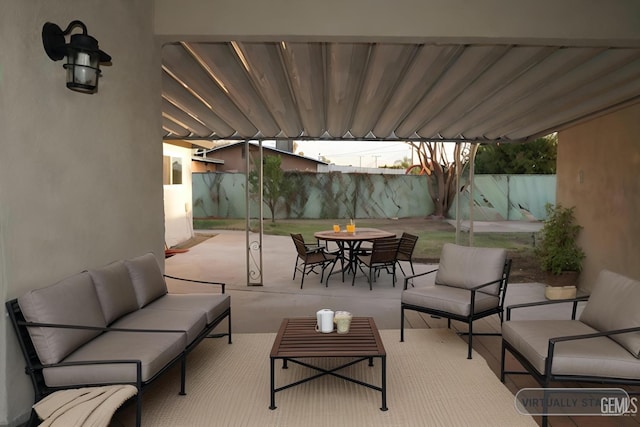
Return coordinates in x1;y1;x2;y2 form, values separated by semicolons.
381;355;388;411
269;357;277;410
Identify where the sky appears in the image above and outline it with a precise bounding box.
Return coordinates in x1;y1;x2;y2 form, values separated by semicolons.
264;140;415;168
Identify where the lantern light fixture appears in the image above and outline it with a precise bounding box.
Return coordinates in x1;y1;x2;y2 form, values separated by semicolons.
42;20;111;94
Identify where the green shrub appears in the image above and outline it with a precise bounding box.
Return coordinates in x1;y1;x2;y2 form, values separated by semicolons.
535;203;585;274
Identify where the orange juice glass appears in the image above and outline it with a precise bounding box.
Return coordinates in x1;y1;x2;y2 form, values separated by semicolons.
333;224;340;232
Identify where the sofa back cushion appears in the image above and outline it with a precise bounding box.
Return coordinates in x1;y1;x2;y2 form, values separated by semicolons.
18;272;107;365
124;253;167;308
435;243;507;295
89;261;139;324
579;269;640;358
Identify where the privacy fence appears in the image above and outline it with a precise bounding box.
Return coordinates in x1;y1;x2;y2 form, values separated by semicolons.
193;172;555;221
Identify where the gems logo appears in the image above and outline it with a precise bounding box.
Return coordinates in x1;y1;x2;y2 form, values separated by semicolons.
601;396;638;416
515;388;637;416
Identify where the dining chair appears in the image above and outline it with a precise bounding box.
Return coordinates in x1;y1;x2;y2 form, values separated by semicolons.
400;243;511;359
352;237;400;290
291;233;338;288
396;232;419;276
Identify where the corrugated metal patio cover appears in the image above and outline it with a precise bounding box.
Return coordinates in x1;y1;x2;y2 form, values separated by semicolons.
161;41;640;142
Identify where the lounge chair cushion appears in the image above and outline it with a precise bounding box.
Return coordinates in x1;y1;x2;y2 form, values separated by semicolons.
18;272;107;365
579;269;640;358
503;320;640;379
435;244;506;294
124;253;168;307
402;285;500;316
89;261;139;324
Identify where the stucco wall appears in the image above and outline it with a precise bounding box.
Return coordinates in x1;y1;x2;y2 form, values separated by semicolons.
155;0;640;45
0;1;161;425
557;103;640;291
163;143;195;247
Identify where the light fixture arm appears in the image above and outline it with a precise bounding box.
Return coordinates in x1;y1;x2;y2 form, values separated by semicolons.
62;20;88;36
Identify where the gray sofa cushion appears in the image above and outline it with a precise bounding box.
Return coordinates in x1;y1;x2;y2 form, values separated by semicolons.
42;331;186;386
145;293;231;325
579;269;640;358
89;261;139;324
503;320;640;379
124;253;167;308
18;272;107;365
112;307;207;344
435;244;506;295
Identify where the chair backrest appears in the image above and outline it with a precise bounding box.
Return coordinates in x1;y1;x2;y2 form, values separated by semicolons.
435;243;508;296
579;269;640;358
290;233;308;258
370;238;400;264
398;232;418;258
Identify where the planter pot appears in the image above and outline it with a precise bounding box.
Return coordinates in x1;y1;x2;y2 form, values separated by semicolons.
545;285;577;300
543;270;579;287
542;270;579;300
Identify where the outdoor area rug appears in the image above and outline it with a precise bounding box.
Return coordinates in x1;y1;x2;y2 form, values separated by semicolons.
114;329;536;426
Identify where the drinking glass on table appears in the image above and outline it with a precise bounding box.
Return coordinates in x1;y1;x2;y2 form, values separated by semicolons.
333;224;340;232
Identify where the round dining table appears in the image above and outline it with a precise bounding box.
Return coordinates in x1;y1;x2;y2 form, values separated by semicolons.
314;228;396;282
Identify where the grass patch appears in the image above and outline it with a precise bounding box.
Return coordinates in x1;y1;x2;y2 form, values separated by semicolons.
193;218;536;260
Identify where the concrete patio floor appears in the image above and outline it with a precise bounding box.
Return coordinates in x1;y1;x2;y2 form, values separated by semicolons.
164;229;577;335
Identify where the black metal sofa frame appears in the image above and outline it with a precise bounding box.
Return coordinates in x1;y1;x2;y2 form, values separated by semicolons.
6;270;231;427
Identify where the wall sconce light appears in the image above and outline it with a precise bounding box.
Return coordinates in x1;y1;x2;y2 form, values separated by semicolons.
42;20;111;94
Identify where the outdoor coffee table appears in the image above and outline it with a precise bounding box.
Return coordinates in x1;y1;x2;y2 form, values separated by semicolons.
269;317;387;411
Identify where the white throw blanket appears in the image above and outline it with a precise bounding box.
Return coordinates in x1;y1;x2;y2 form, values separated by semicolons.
33;385;138;427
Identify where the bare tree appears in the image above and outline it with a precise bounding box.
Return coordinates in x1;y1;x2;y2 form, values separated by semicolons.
405;142;470;218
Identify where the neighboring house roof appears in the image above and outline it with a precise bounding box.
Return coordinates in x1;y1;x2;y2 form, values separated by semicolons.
203;142;328;165
192;156;224;164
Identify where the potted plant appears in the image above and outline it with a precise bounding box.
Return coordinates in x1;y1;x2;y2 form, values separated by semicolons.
535;203;586;299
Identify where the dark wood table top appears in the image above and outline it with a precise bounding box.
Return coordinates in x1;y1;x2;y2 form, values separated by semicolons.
270;317;386;358
314;228;395;242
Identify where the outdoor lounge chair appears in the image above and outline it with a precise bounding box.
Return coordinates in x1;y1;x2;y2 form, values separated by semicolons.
291;233;338;288
401;243;511;359
501;269;640;427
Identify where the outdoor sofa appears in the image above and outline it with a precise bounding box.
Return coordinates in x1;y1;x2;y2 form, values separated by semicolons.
501;269;640;426
6;252;231;427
